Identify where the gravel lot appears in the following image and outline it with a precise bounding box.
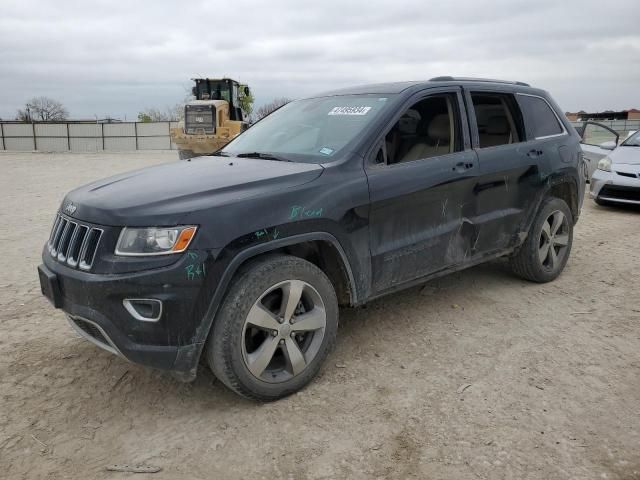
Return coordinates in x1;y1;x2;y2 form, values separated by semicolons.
1;152;639;480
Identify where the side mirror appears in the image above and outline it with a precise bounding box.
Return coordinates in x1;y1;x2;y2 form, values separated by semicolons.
599;141;617;150
244;86;251;96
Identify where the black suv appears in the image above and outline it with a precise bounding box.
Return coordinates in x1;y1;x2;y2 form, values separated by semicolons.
38;77;584;400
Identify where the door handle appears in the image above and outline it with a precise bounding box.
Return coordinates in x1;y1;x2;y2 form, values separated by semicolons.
527;149;543;158
453;162;474;172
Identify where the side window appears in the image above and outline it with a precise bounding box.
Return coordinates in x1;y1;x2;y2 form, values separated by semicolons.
381;94;461;165
471;93;524;148
517;95;564;138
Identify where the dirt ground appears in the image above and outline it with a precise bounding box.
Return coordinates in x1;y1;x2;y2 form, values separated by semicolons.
1;151;639;480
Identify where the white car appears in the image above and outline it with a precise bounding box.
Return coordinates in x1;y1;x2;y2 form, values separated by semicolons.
579;121;620;179
589;129;640;206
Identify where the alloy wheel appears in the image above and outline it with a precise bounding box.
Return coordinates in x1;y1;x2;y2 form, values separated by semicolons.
538;210;570;271
241;280;327;383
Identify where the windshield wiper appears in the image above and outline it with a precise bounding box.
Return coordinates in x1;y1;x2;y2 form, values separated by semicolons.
235;152;293;162
209;151;231;156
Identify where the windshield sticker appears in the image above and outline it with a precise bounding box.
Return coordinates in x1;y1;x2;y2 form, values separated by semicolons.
328;106;372;116
378;97;388;102
319;147;334;156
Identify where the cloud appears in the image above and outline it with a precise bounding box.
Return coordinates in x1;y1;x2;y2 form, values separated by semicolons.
0;0;638;119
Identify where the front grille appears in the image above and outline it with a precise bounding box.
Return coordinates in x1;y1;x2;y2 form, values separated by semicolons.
72;317;109;345
47;214;103;270
185;105;215;134
600;185;640;202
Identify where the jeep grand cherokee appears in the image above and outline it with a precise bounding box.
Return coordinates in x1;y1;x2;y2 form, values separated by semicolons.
39;77;584;400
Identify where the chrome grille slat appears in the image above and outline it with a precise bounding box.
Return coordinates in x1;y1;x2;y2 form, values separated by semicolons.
79;229;103;271
57;221;77;262
46;213;103;271
67;225;88;267
48;215;62;246
51;218;68;256
49;216;63;252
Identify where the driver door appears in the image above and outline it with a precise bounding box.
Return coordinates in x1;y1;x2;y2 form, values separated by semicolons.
580;121;619;180
365;89;477;294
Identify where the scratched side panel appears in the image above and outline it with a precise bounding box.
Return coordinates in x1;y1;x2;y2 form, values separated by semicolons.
470;142;542;255
366;151;477;293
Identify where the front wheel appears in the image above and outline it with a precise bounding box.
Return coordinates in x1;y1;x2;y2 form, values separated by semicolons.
207;255;339;401
510;197;573;283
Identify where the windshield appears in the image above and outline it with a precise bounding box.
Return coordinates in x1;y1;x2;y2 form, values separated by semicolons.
622;130;640;146
221;94;394;162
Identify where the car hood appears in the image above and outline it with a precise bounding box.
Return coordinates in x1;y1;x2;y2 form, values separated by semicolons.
610;146;640;165
62;156;324;225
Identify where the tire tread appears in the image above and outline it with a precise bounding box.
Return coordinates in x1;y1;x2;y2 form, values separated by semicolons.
208;255;337;401
509;197;573;283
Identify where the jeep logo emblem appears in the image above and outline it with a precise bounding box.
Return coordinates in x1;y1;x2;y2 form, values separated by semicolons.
64;202;77;215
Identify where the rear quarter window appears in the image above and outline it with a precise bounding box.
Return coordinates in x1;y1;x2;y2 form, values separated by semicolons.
518;94;565;138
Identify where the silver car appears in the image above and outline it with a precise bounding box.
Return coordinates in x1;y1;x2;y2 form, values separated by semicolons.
589;129;640;206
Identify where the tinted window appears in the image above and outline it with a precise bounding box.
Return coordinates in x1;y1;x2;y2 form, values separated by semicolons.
471;93;524;148
518;95;564;138
382;94;461;165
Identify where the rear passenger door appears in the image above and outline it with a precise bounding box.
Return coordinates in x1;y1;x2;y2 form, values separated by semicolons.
366;89;478;293
463;89;542;254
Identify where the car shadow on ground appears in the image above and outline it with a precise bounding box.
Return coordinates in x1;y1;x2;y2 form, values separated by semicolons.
593;202;640;214
44;258;523;412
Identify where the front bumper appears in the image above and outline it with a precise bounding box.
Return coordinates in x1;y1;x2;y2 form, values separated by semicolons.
39;247;215;380
590;167;640;205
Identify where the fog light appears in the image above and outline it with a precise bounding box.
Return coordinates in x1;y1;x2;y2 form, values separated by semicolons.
123;299;163;322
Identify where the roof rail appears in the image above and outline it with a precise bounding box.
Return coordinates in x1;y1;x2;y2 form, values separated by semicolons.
429;76;530;87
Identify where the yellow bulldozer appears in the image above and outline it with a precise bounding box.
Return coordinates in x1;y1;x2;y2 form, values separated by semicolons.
170;78;252;159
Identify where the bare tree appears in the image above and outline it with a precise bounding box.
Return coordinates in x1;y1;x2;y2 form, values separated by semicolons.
253;97;292;122
137;104;183;122
17;97;68;122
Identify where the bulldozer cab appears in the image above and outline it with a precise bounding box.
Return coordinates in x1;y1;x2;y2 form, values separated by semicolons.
191;78;249;122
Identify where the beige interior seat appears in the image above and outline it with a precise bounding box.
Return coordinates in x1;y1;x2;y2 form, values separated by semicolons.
480;115;511;147
401;114;451;162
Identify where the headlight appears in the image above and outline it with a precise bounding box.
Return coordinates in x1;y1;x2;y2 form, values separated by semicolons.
116;226;197;256
597;157;612;172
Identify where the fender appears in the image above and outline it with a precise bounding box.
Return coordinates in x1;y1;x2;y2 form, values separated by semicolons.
172;232;358;381
514;172;580;249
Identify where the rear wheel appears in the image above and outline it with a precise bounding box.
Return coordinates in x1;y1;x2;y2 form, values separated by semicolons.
510;197;573;283
207;255;338;401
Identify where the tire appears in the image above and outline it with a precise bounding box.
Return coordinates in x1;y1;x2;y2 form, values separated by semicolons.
178;150;195;160
207;255;339;401
510;197;574;283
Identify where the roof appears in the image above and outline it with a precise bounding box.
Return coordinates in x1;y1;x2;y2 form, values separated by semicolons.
313;77;534;97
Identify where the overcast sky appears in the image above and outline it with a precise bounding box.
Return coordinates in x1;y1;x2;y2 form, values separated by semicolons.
1;0;638;120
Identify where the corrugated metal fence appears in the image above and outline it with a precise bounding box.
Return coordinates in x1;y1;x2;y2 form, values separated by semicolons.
1;120;637;152
0;122;179;152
